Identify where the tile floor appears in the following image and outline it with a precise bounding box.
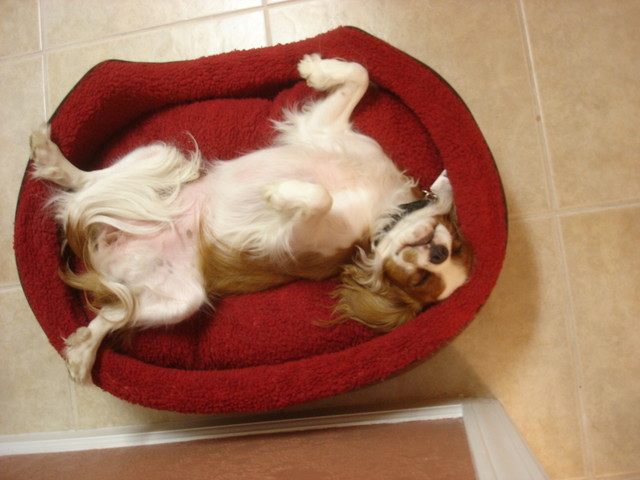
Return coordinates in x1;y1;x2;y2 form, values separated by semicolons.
0;1;638;479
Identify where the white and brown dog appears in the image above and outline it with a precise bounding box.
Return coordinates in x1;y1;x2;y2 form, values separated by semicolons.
30;55;473;383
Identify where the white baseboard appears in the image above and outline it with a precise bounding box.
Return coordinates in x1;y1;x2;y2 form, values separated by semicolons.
462;399;549;480
0;399;547;480
0;404;462;455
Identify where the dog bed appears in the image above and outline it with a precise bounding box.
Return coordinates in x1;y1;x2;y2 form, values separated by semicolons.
14;27;507;414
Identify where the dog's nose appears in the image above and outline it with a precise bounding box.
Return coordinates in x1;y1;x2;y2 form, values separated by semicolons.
430;244;449;264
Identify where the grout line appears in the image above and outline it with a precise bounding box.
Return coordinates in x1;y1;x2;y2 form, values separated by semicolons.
0;50;41;65
593;472;640;480
266;0;311;8
36;0;44;51
36;0;50;119
37;0;78;429
0;284;22;294
552;214;595;479
41;54;50;119
0;3;271;66
508;198;640;223
517;3;557;212
67;381;80;430
30;5;267;56
262;0;274;46
517;1;595;478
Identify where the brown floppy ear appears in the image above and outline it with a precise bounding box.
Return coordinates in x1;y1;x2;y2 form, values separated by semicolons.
332;264;422;332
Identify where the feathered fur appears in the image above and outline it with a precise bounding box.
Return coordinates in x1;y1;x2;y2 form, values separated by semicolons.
29;55;473;383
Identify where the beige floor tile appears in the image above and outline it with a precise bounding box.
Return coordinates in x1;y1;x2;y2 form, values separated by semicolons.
0;288;74;434
45;10;267;114
426;217;586;479
286;217;586;479
0;57;46;286
41;0;262;47
2;2;637;477
452;217;585;478
0;0;40;58
268;0;551;216
73;384;207;429
561;206;640;475
524;0;640;209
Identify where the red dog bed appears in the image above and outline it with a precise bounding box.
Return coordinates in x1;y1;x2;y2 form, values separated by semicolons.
14;27;507;414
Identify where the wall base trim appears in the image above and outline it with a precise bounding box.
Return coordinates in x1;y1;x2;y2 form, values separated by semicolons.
0;399;547;479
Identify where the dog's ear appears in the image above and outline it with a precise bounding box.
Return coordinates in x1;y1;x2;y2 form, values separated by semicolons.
332;264;422;332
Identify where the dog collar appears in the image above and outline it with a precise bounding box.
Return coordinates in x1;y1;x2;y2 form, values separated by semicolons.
376;190;440;241
399;190;439;213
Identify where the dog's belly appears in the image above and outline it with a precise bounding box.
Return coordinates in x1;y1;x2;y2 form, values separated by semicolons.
91;181;207;325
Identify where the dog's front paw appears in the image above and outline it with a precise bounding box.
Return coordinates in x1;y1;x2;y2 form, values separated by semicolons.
297;54;367;91
264;180;332;217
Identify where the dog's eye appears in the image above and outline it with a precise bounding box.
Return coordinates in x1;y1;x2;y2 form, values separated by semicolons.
413;270;431;287
452;238;464;255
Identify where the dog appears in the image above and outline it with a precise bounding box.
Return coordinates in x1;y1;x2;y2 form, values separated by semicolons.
30;55;474;383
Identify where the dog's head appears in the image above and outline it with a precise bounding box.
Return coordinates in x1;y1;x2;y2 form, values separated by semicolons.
334;172;474;331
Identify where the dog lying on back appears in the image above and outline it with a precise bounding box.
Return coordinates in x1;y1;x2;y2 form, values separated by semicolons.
30;55;474;383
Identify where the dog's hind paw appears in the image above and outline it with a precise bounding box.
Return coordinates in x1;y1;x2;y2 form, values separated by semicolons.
63;327;96;384
29;124;89;189
29;125;60;170
29;124;51;155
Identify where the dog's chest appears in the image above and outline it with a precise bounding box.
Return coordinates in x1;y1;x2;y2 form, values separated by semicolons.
201;146;405;256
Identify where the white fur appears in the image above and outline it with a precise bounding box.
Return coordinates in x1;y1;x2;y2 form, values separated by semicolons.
30;54;468;383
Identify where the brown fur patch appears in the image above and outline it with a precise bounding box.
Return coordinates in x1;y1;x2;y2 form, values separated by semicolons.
58;219;138;324
199;231;355;298
383;258;445;305
199;241;295;298
401;248;418;263
442;208;475;268
383;212;475;305
441;214;475;274
331;210;475;331
60;265;118;311
332;263;422;332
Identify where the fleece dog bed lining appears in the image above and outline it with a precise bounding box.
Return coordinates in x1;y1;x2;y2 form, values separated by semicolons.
14;27;507;414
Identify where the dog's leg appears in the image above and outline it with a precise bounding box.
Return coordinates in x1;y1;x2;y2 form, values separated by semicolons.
63;307;126;384
297;54;369;130
30;124;93;190
64;271;206;383
264;179;333;218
